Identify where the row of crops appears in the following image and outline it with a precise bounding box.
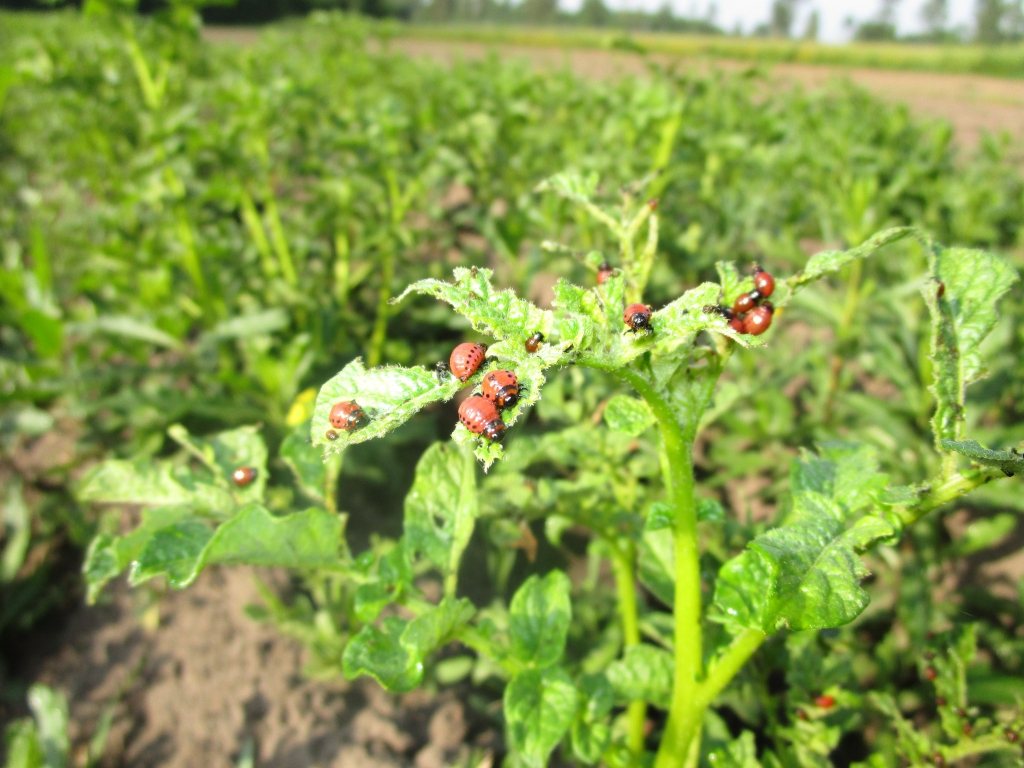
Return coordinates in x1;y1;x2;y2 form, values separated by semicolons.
1;9;1023;768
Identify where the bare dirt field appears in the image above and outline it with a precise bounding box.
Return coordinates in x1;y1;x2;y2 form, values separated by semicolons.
202;27;1024;148
387;38;1024;149
18;568;497;768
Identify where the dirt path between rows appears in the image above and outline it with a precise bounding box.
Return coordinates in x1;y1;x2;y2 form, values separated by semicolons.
203;27;1024;148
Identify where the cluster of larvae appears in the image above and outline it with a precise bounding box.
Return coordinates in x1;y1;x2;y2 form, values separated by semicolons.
319;263;778;447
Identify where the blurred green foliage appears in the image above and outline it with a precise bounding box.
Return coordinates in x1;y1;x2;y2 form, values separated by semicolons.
0;9;1022;767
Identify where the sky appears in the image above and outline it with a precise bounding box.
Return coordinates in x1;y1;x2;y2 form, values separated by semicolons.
587;0;979;43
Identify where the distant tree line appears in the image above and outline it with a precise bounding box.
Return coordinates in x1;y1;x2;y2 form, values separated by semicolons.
4;0;1023;45
197;0;721;32
758;0;1024;43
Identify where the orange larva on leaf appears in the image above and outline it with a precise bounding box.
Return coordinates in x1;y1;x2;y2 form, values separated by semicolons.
481;369;519;408
623;303;653;334
458;395;506;441
450;342;487;382
232;467;257;487
330;400;368;431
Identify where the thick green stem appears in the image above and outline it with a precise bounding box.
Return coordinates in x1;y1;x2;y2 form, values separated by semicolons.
609;540;646;763
698;629;767;708
618;369;702;768
898;466;1003;527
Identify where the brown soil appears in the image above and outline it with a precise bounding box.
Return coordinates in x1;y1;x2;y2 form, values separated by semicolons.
202;28;1024;148
19;568;497;768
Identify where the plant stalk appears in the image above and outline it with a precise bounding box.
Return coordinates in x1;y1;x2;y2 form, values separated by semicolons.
609;540;646;763
899;466;1003;527
618;369;703;768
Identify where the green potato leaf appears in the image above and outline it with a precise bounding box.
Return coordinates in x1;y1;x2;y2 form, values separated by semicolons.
504;666;578;768
750;492;895;631
83;505;194;602
280;419;343;504
394;266;554;345
709;549;776;636
922;245;1018;448
707;731;763;768
639;527;675;607
783;228;913;301
570;675;613;764
716;261;755;308
27;685;69;768
130;518;214;588
168;424;269;505
404;442;478;574
509;570;572;668
129;505;344;589
401;596;476;659
791;443;889;516
311;359;460;454
344;598;475;693
603;394;655;436
941;439;1024;477
711;445;896;633
77;460;233;513
343;617;422;693
606;644;674;709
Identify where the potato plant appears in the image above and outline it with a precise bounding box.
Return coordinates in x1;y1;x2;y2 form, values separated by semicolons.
79;171;1023;768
